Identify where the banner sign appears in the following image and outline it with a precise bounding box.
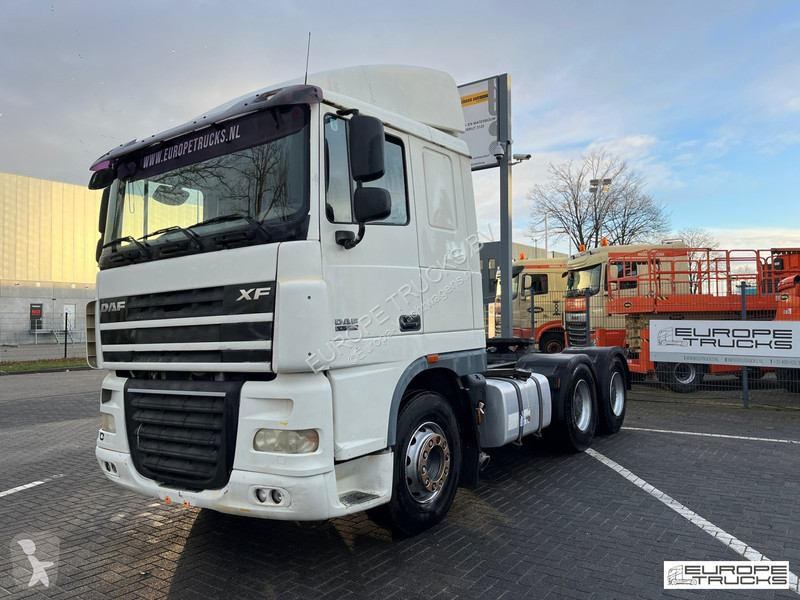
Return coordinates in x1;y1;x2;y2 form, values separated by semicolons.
457;77;501;171
650;320;800;368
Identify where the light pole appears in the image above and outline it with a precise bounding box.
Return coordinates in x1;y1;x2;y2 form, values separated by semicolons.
589;178;612;245
495;145;531;338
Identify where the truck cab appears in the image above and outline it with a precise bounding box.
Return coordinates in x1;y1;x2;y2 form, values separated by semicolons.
89;66;628;535
563;241;688;348
489;258;567;353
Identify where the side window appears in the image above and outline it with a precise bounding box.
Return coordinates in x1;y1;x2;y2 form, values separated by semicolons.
324;115;353;223
364;139;408;225
324;113;409;225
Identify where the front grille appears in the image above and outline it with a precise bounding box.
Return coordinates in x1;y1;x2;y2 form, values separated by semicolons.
99;281;274;369
124;379;242;489
565;313;588;347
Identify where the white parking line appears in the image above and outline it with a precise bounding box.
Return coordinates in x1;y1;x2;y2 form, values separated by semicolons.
586;449;800;595
623;426;800;445
0;475;64;499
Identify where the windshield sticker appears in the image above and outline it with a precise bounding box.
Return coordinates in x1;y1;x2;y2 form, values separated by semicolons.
142;125;241;169
128;107;307;181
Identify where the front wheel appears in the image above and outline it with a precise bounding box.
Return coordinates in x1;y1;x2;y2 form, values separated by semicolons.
538;331;565;354
368;391;461;536
656;362;704;393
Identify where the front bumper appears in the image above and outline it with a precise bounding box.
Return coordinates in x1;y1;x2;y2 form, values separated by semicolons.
96;371;393;520
96;446;392;520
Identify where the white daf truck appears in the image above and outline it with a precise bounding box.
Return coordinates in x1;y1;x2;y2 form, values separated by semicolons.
88;65;628;535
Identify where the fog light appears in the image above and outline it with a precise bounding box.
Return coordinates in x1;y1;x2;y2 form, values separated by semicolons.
253;428;319;454
270;489;283;504
255;488;269;503
101;413;116;433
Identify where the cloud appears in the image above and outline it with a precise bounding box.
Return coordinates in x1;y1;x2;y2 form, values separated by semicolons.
706;227;800;250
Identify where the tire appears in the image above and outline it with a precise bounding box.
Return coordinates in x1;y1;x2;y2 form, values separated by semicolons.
538;332;565;354
776;368;800;394
559;364;598;452
598;357;627;434
656;362;704;393
368;391;461;536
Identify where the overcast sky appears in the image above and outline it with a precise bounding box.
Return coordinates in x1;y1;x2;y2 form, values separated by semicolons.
2;0;799;254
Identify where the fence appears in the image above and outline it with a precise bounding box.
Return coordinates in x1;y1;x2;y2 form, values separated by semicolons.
572;277;800;408
485;264;800;408
0;312;87;364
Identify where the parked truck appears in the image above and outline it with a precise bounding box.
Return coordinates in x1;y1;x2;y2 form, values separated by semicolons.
562;240;688;349
774;272;800;393
87;65;628;536
564;241;799;392
489;258;568;353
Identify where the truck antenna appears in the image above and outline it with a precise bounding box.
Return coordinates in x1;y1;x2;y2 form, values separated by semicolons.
304;32;311;85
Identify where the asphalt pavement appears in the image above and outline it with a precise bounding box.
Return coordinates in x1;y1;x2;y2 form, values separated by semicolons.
1;370;798;599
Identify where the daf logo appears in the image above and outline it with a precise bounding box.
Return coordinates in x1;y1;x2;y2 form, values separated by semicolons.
100;301;126;312
236;287;271;301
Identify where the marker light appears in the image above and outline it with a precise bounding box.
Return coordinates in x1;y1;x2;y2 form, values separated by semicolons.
253;429;319;454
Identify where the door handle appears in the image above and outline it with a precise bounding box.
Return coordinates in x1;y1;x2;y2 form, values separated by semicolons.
399;314;421;332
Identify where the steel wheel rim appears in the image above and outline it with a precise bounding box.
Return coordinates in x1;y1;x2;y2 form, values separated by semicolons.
609;370;625;417
573;380;592;432
674;363;696;385
404;421;451;504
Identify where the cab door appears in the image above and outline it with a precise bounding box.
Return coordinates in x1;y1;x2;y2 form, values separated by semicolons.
319;110;422;368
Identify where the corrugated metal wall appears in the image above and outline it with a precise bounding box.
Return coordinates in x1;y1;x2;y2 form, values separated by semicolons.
0;172;101;284
0;172;101;348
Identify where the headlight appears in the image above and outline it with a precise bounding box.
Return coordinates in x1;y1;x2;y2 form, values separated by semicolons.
101;413;116;433
253;429;319;454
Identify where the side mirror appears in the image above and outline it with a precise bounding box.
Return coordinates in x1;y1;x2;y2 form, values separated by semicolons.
353;187;391;223
335;187;392;250
348;115;385;182
88;167;116;190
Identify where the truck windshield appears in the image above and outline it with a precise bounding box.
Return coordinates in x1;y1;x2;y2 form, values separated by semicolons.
565;264;602;297
101;106;309;268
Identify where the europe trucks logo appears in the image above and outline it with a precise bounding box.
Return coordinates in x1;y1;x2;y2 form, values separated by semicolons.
656;326;792;350
649;320;800;368
664;561;790;589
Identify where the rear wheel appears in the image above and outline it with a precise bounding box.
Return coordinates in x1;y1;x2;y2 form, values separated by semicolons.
598;357;627;434
538;331;565;354
559;364;597;451
368;391;461;536
776;368;800;393
656;362;703;393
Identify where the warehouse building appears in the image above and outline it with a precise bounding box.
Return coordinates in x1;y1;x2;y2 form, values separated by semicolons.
0;172;101;346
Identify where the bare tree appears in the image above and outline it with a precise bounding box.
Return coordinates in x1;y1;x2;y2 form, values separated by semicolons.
528;148;670;250
671;227;720;293
673;226;718;249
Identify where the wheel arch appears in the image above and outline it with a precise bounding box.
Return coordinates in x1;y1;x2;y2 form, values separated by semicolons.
387;349;485;489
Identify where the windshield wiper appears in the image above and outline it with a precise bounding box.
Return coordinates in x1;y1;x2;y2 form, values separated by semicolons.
139;225;202;248
189;213;272;243
190;213;253;228
102;236;151;259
